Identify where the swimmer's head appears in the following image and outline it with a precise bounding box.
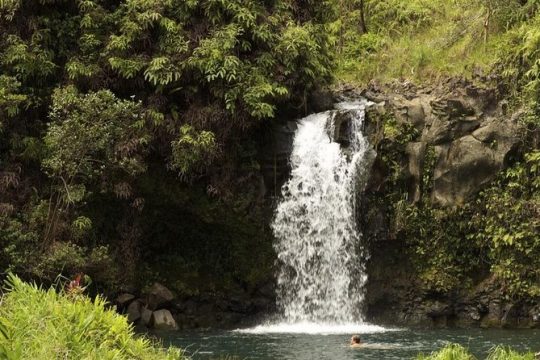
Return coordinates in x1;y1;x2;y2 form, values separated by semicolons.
351;335;361;344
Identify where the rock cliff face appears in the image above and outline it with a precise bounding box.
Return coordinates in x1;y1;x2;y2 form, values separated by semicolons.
255;78;539;329
361;78;522;207
352;78;539;328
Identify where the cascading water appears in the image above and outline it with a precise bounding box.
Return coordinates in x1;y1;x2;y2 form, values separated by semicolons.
272;101;373;326
238;101;390;334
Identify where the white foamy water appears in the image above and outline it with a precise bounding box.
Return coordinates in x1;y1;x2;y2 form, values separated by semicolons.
235;322;398;335
271;101;373;325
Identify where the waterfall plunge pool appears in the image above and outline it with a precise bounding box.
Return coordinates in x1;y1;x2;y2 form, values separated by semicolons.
153;327;540;360
149;102;539;359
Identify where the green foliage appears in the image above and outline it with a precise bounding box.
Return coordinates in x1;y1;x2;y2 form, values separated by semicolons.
417;343;476;360
333;0;537;83
33;243;119;288
417;344;536;360
367;0;433;34
0;218;40;274
1;34;56;83
40;85;151;248
0;0;21;21
0;204;119;287
0;0;333;295
44;86;150;182
499;12;540;114
385;147;540;297
468;150;540;298
0;274;184;359
486;346;536;360
396;201;480;293
170;125;216;176
0;75;26;127
384;146;540;296
101;0;333;120
375;94;540;297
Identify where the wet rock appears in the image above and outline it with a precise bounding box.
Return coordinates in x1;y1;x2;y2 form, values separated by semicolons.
331;110;354;147
432;98;475;119
432;136;500;205
425;301;453;318
480;300;503;328
430;112;522;206
308;88;335;113
405;142;426;203
368;101;387;117
530;306;540;327
392;97;426;131
116;293;135;308
126;300;142;323
151;309;177;330
501;304;519;328
259;120;297;197
466;306;482;321
146;283;174;310
424;112;480;146
141;307;153;327
465;85;498;113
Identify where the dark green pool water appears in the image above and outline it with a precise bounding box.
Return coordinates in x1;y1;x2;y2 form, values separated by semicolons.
154;326;540;359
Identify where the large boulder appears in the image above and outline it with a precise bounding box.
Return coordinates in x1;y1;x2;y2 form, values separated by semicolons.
116;293;135;308
432;136;500;205
150;309;177;330
424;98;479;145
431;113;521;206
140;307;153;327
126;300;142;323
392;97;427;131
146;283;175;310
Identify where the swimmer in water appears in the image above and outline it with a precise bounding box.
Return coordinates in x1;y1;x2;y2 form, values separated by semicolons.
350;335;363;348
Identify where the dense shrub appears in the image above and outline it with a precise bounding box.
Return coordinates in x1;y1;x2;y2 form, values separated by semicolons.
0;0;335;291
417;344;475;360
0;274;184;359
417;344;536;360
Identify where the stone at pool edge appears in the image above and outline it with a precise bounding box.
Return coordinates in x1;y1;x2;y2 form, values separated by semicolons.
146;282;175;310
151;309;178;330
116;293;136;308
126;300;142;323
141;306;153;327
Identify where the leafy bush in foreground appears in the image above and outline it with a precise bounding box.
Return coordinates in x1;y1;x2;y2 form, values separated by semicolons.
417;344;536;360
417;344;476;360
0;274;183;360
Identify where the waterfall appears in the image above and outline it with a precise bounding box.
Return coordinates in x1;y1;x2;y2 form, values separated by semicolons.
272;100;373;325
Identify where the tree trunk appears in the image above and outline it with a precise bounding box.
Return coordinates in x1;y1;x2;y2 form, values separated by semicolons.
359;0;368;33
484;3;492;44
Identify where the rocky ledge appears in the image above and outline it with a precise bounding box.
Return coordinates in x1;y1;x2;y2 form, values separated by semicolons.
115;282;275;330
350;77;539;328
